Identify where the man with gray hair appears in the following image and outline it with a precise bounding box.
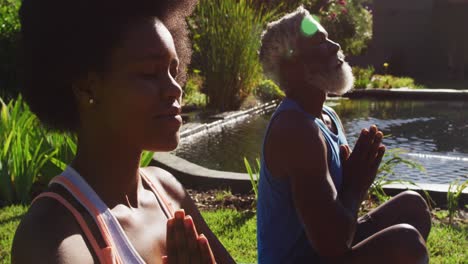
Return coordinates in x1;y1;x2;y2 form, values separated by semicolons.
257;6;431;263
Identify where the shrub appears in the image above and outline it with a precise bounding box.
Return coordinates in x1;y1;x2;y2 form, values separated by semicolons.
369;75;422;89
255;79;285;101
183;72;207;109
191;0;275;111
352;66;374;89
319;0;373;56
0;0;21;100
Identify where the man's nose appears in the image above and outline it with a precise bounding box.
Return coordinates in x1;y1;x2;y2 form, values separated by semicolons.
327;39;341;55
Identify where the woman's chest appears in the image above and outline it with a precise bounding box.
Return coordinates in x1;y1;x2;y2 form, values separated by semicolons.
112;193;182;263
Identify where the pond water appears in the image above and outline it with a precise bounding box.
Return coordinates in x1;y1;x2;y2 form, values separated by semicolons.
173;99;468;184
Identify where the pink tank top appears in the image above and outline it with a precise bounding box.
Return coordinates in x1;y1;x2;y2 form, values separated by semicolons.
32;166;175;264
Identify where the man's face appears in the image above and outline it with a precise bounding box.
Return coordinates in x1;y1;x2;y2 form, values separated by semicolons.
294;15;354;95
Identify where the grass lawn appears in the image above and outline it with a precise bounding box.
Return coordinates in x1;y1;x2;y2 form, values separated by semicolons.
1;206;466;263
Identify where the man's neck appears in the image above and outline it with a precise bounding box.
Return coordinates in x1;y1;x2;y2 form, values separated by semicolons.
287;86;327;119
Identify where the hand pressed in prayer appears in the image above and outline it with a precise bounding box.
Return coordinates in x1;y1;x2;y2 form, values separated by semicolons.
163;209;216;264
340;125;386;201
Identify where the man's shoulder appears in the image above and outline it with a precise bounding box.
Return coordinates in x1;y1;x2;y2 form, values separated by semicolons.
268;109;324;149
265;109;328;178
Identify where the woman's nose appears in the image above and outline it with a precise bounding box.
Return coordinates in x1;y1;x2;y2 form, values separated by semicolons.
164;74;182;100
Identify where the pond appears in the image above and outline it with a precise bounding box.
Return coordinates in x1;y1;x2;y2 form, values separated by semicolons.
173;99;468;184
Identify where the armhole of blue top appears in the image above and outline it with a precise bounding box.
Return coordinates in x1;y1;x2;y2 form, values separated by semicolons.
323;105;345;137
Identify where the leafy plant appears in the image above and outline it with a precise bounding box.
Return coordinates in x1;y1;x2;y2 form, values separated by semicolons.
352;66;374;89
0;96;76;204
446;180;468;225
140;151;154;167
369;74;422;89
320;0;373;56
369;148;434;208
255;79;285;102
244;157;260;199
183;72;207;109
0;0;22;99
191;0;275;111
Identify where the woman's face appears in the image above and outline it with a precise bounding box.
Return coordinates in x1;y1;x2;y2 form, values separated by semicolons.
88;18;182;152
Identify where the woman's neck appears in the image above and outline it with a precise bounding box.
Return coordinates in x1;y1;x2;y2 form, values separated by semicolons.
71;132;143;209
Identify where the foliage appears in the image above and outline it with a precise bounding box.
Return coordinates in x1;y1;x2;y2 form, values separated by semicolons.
0;96;77;204
0;0;21;100
447;180;468;225
370;148;434;207
244;157;260;199
352;66;374;89
183;72;207;109
252;0;324;14
191;0;275;111
254;79;285;102
368;74;422;89
319;0;373;56
140;151;155;168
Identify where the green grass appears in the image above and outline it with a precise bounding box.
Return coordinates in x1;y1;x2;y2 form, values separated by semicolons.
202;209;257;263
427;223;468;263
0;205;26;264
1;206;466;264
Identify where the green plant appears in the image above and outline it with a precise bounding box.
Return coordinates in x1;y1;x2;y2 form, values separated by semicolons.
320;0;373;56
255;79;285;102
183;72;207;109
243;157;260;199
369;74;422;89
0;0;21;99
352;66;374;89
446;180;468;225
0;96;76;204
191;0;275;111
369;148;433;207
140;151;154;167
214;189;233;202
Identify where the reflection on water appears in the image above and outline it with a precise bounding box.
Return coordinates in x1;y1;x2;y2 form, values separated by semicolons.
173;99;468;184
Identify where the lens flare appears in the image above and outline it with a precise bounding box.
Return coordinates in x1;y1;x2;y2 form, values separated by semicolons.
301;16;319;37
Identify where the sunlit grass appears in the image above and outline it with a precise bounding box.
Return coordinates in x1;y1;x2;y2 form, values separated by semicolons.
1;206;466;264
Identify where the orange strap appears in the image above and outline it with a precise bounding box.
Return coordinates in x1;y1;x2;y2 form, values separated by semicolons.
33;192;115;264
50;176;123;264
140;171;175;217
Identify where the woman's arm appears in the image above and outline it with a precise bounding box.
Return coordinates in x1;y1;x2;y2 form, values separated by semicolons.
11;199;95;264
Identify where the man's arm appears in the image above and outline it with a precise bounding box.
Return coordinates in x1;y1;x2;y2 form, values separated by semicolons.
265;111;381;258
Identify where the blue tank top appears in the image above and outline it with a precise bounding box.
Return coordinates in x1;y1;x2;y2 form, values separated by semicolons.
257;98;348;264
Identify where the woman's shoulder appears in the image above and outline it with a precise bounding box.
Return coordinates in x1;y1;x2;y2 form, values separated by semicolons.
140;166;186;203
11;196;94;263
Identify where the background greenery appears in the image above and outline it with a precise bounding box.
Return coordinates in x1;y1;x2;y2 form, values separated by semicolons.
0;0;21;100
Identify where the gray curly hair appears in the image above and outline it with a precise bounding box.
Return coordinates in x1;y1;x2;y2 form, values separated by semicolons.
259;6;310;86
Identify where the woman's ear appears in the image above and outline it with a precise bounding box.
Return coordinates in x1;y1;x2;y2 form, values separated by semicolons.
72;72;99;107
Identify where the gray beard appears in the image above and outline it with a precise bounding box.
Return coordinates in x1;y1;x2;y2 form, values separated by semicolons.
304;59;355;96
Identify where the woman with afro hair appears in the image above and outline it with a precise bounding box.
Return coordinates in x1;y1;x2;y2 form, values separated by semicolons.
11;0;235;263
